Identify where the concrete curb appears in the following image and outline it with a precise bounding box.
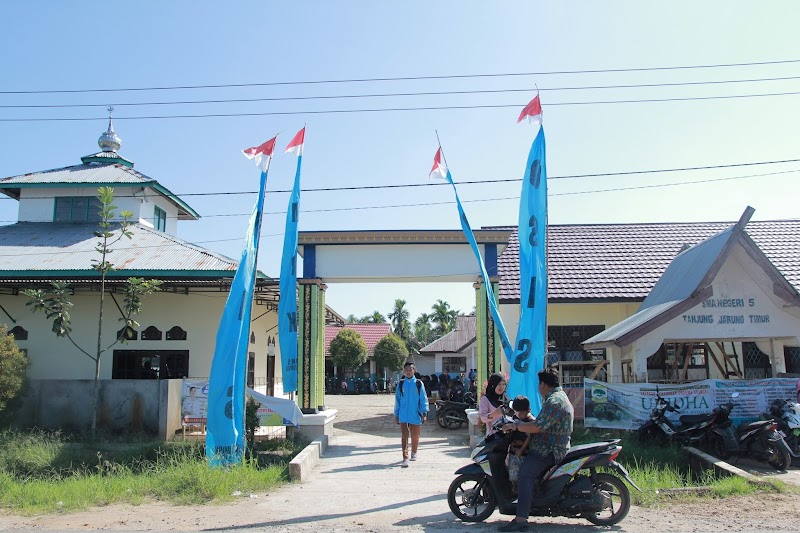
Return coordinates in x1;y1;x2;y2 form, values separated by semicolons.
684;446;776;485
288;434;328;482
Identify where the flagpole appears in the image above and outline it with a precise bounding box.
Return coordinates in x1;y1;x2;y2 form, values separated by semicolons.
434;129;450;169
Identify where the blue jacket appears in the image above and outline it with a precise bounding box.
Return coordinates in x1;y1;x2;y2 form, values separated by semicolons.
394;376;428;424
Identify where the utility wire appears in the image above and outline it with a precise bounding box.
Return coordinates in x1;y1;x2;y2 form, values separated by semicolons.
1;156;797;202
5;75;800;109
0;168;796;252
3;58;800;94
3;90;800;122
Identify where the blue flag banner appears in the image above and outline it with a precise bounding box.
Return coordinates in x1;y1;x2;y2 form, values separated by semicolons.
206;169;268;466
507;126;547;412
278;155;302;393
443;169;514;361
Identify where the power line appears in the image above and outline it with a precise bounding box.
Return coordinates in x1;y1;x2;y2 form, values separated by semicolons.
0;168;796;248
0;157;797;203
3;90;800;122
5;75;800;109
3;58;800;95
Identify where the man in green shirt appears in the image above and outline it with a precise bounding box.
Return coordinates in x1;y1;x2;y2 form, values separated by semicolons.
498;367;574;532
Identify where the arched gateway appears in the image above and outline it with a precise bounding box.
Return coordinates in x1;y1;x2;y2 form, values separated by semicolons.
295;229;513;413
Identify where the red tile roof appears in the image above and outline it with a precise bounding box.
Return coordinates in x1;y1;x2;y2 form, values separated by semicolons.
324;323;392;356
494;220;800;302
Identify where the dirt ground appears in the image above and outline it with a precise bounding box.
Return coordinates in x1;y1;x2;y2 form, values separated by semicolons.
3;395;799;532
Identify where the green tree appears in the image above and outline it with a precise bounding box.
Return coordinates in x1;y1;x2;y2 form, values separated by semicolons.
0;324;29;426
362;310;386;324
329;328;368;374
388;299;411;345
413;312;434;348
23;187;161;436
431;299;459;336
372;333;409;375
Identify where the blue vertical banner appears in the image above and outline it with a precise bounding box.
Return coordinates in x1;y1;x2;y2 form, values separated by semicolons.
441;166;514;361
507;125;547;412
278;128;305;393
206;169;268;466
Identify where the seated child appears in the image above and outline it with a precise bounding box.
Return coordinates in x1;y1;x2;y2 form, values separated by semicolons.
506;395;535;495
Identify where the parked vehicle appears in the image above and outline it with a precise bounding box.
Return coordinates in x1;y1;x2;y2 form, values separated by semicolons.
636;388;721;446
704;393;792;471
436;392;477;430
447;414;641;525
767;398;800;466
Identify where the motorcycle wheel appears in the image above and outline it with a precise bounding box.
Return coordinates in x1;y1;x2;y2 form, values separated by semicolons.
444;410;465;430
583;473;631;526
704;433;730;460
436;410;449;429
636;425;666;445
447;473;496;523
764;442;791;471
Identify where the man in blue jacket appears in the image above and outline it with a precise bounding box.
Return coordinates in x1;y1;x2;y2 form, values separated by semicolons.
394;361;428;467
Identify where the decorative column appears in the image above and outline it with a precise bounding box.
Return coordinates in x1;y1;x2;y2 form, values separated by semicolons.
297;278;327;413
474;277;504;394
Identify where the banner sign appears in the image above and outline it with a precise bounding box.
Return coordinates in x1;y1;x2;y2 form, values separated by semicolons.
584;378;797;430
181;379;209;426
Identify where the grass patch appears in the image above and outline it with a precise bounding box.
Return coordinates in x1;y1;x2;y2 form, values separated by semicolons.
0;429;308;515
571;427;793;506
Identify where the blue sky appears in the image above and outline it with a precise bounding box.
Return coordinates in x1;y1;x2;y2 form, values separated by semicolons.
1;1;799;321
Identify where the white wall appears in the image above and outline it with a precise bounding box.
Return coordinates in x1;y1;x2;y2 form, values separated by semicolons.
3;288;284;395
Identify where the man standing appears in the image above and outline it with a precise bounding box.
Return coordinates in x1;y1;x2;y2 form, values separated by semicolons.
394;361;428;467
497;367;574;532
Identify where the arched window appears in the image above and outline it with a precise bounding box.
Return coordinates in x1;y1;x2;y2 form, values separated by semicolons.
9;326;28;341
116;326;138;341
166;326;187;341
250;331;256;344
141;326;163;341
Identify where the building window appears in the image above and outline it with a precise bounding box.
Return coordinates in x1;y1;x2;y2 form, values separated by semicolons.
112;350;189;379
153;206;167;232
116;326;138;341
141;326;163;341
785;346;800;374
54;196;103;223
247;352;255;389
647;343;709;382
9;326;28;341
166;326;187;341
442;356;466;375
743;342;772;379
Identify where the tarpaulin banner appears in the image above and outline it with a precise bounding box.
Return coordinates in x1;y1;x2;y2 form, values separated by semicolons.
584;378;797;430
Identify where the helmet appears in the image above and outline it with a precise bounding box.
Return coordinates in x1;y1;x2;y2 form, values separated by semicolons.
770;398;785;417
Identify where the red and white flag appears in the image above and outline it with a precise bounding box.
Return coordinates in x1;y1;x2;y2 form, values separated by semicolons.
430;147;448;179
517;94;542;126
285;127;305;156
242;135;277;171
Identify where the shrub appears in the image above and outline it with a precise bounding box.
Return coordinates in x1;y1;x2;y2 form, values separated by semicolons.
329;328;367;371
372;333;408;373
0;324;29;426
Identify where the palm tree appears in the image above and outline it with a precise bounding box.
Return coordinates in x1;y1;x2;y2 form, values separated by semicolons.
413;312;433;347
366;310;386;323
388;299;411;342
431;299;458;336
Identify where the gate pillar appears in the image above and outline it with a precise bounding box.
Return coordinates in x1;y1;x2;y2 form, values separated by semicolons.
297;278;327;413
474;277;504;394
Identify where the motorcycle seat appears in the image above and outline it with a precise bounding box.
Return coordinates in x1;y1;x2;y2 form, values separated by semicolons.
679;413;715;424
561;439;620;462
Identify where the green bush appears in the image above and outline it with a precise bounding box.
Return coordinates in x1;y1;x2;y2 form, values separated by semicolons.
372;333;408;373
0;324;29;426
329;328;367;372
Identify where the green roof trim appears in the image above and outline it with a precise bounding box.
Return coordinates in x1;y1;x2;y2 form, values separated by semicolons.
150;182;200;220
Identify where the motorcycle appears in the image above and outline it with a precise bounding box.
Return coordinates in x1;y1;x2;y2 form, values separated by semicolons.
437;392;477;430
704;393;792;471
447;414;641;525
636;388;721;446
767;398;800;466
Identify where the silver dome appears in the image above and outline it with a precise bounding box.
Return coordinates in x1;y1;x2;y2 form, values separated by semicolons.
98;116;122;152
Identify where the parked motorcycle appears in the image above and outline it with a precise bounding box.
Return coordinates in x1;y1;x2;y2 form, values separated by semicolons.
767;398;800;466
447;414;641;525
636;388;720;446
437;392;477;430
704;393;792;471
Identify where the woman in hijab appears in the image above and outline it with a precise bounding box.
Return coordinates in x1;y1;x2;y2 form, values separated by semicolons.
478;373;508;436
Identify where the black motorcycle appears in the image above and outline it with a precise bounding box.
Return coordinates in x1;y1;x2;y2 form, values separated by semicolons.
704;393;792;471
636;388;722;446
436;392;477;430
447;415;641;525
766;398;800;467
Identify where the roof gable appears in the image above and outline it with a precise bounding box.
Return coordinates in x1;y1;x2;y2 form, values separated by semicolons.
419;315;476;353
